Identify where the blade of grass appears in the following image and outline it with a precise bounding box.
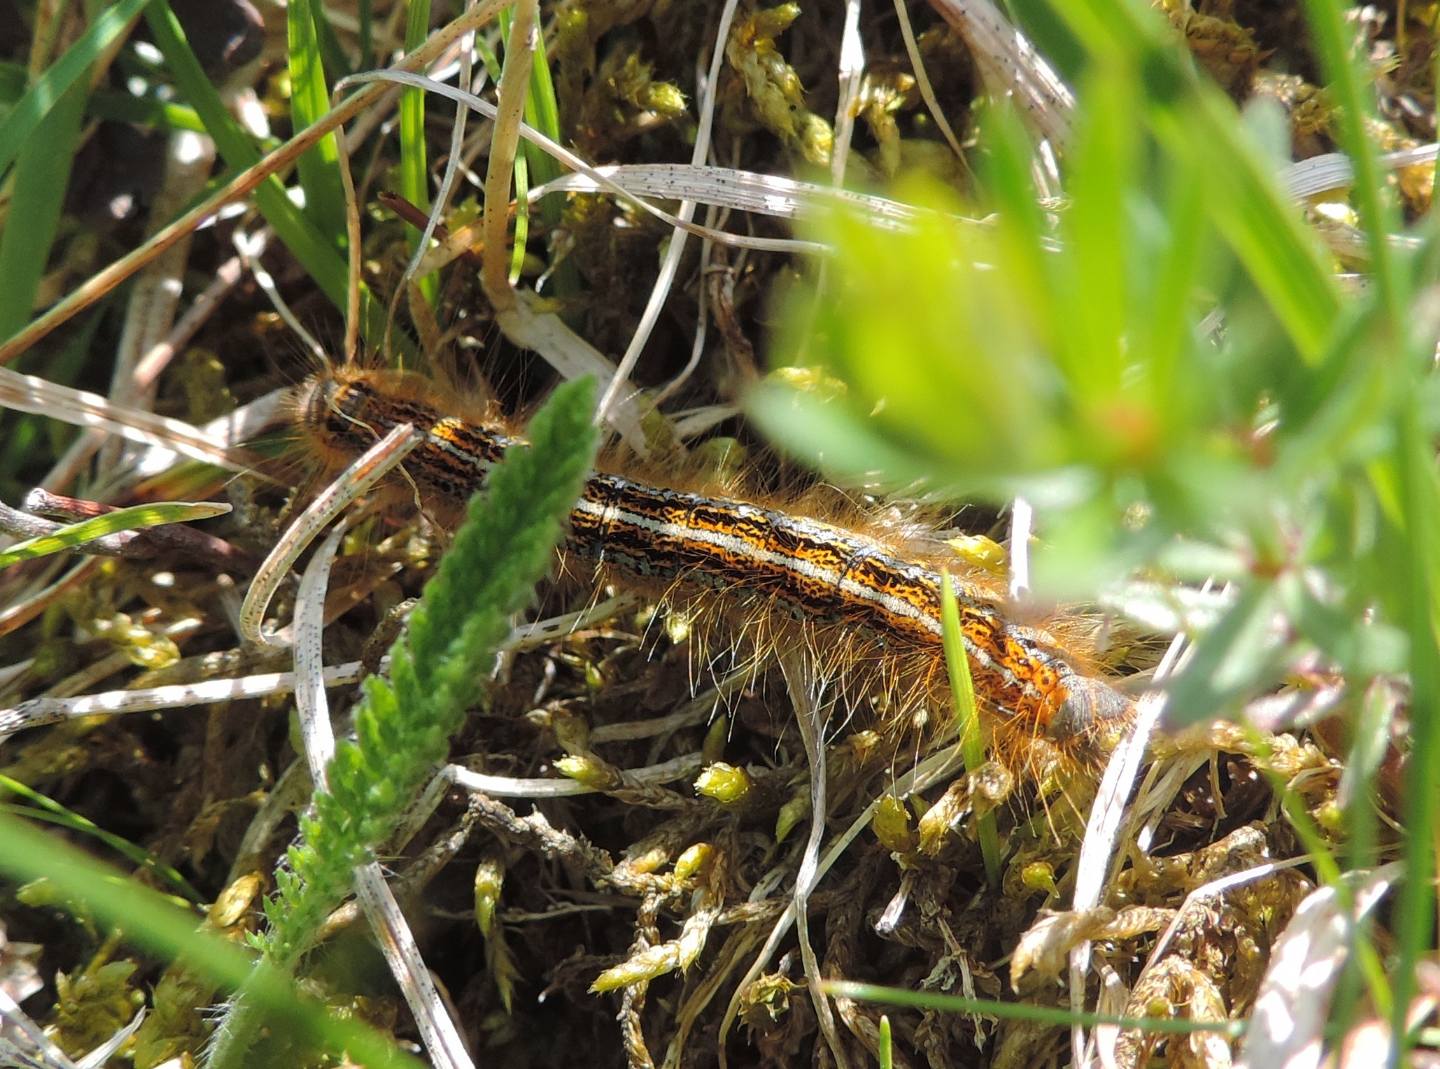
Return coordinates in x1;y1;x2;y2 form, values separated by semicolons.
287;0;346;240
0;812;420;1067
1136;139;1207;407
358;0;375;69
941;573;1001;885
508;6;561;190
1250;750;1394;1020
0;75;87;339
310;2;355;82
1299;0;1403;326
0;501;228;568
1289;6;1439;1061
976;104;1058;367
1053;0;1341;364
87;88;206;133
144;0;402;355
400;0;438;304
1385;398;1440;1067
498;4;562;196
472;29;530;285
0;4;502;365
0;774;201;902
0;58;23;99
509;140;531;285
1162;580;1287;728
496;4;572;289
0;0;151;180
1058;65;1135;399
1165;99;1339;368
822;980;1243;1036
4;48;205;132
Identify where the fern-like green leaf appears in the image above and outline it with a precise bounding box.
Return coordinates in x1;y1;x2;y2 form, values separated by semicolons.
207;376;598;1069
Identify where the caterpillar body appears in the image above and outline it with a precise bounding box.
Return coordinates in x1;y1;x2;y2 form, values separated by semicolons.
295;366;1135;773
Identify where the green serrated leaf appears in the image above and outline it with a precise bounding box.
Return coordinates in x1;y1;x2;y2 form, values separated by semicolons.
211;378;599;1068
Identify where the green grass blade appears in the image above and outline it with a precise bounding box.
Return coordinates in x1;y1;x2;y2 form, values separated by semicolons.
0;501;229;568
143;1;404;356
522;27;562;187
822;980;1243;1037
310;3;355;82
509;145;530;284
0;0;151;181
86;87;207;133
978;105;1058;374
1137;147;1207;407
1385;400;1440;1067
940;573;1001;885
472;28;529;283
1188;104;1340;364
400;0;437;304
287;0;346;240
0;813;420;1067
0;774;201;901
499;4;562;194
0;58;24;101
1053;0;1341;364
498;4;568;286
1250;748;1395;1020
0;73;86;339
358;0;375;69
1299;0;1403;325
1161;580;1286;728
1058;65;1135;399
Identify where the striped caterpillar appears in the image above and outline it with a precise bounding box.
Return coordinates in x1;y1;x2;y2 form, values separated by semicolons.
294;364;1136;779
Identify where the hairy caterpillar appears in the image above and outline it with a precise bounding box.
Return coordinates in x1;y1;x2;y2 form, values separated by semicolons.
293;364;1136;777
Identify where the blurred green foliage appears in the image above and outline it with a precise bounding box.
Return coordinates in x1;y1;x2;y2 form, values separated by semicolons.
757;0;1440;1056
756;6;1428;728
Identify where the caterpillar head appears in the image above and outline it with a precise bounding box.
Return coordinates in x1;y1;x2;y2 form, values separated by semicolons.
1046;674;1135;755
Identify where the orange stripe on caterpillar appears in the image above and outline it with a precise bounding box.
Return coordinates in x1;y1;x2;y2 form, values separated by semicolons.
295;366;1133;755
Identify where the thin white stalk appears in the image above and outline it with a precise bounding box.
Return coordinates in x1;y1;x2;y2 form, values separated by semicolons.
716;744;965;1066
594;0;747;426
779;650;849;1069
0;367;256;474
339;73;823;257
1068;627;1187;1064
238;422;420;650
